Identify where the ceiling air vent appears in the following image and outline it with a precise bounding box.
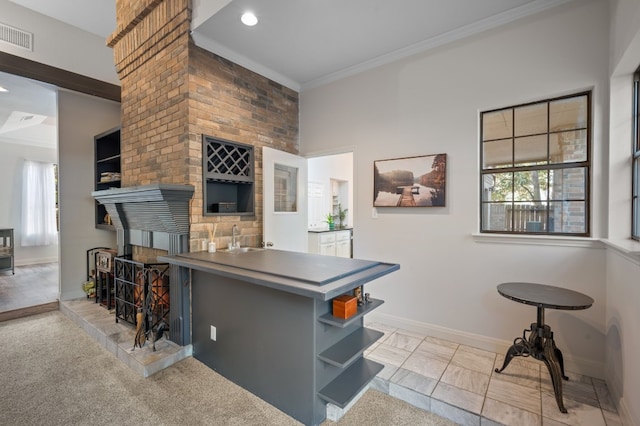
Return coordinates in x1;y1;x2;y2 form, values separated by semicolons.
0;22;33;51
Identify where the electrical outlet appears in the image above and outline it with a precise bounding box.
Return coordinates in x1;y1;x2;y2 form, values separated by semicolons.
210;325;217;341
372;207;378;219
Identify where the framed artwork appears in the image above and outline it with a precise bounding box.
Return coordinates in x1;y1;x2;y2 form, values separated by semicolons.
373;153;446;207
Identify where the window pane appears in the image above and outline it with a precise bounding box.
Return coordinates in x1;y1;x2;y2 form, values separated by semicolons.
482;172;512;202
550;168;586;200
514;103;547;137
483;109;513;141
549;130;587;163
483;202;509;231
550;95;588;131
483;139;512;169
514;135;547;166
274;164;297;212
510;202;548;232
512;170;548;202
548;201;586;233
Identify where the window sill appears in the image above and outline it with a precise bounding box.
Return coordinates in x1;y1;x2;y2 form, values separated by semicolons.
600;238;640;256
471;233;603;249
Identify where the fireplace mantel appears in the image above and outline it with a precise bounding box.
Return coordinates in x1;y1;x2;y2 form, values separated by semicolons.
92;183;194;345
92;184;194;236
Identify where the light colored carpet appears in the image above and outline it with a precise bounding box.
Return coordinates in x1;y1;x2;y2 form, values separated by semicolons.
0;311;454;426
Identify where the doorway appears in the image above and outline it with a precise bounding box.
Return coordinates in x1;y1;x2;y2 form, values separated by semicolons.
307;152;354;231
262;149;355;254
0;71;59;318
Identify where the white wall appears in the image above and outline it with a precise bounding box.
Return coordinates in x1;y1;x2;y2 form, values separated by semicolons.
0;141;58;264
0;0;119;85
57;90;119;300
300;0;609;380
606;0;640;424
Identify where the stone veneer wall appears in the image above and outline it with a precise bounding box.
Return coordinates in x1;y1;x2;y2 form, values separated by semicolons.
108;0;299;252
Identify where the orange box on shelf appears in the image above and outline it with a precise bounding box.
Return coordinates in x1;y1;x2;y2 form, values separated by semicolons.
332;294;357;319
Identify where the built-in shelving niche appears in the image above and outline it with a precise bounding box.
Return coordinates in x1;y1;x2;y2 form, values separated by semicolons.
94;127;121;229
202;135;255;216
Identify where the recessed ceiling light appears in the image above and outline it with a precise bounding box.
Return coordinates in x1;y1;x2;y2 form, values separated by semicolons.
241;12;258;26
0;86;8;92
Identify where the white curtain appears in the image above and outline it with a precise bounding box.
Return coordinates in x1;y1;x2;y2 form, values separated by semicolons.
21;160;58;247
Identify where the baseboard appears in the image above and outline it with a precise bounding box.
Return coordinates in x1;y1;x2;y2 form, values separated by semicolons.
366;312;605;379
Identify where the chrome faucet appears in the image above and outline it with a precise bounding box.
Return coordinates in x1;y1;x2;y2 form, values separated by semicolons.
231;224;239;249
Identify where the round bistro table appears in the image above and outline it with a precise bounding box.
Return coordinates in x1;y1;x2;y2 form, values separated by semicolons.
494;282;594;413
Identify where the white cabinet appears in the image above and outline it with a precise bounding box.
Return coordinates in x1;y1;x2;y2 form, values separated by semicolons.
335;231;351;258
308;230;351;258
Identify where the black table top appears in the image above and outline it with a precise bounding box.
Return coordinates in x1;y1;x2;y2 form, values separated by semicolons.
497;282;594;310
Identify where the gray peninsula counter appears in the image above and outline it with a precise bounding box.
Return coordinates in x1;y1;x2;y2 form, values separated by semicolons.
159;248;399;426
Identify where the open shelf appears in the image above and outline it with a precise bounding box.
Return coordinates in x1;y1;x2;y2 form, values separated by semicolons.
202;135;255;216
318;298;384;328
317;357;384;408
94;127;121;229
318;327;383;368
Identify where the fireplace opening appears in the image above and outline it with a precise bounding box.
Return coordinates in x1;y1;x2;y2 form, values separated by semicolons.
114;255;170;346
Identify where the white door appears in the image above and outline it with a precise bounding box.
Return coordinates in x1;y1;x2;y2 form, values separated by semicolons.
263;147;308;252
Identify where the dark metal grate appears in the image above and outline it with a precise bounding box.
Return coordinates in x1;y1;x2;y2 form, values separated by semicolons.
114;256;170;335
205;140;252;178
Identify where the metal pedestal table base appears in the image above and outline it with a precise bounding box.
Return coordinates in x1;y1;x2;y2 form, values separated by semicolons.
494;306;569;413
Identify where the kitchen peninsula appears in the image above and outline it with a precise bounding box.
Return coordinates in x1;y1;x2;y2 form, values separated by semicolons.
159;248;399;426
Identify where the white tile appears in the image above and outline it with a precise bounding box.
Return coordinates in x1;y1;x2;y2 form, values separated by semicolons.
541;390;606;426
415;339;457;363
486;377;542;414
431;398;481;426
451;346;496;376
440;363;490;395
393;327;429;340
482;397;541;426
366;343;412;367
601;409;623;426
384;331;422;352
543;417;570;426
389;381;431;412
492;355;541;389
432;381;484;415
592;378;617;414
424;335;459;350
390;367;438;396
401;350;449;380
541;371;598;408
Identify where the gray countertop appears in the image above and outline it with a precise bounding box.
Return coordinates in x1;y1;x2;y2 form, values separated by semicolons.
158;249;399;300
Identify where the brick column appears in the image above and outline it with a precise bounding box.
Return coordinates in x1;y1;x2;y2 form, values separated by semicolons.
108;0;192;187
108;0;299;251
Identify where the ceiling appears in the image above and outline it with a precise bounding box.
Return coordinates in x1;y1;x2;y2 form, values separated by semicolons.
0;71;57;149
1;0;570;149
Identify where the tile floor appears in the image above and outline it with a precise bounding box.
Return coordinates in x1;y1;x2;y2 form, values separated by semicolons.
363;322;623;426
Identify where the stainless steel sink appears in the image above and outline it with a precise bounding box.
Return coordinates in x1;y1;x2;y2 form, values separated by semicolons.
218;247;264;254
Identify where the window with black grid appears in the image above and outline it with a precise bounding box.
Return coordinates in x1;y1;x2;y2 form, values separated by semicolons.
480;92;591;236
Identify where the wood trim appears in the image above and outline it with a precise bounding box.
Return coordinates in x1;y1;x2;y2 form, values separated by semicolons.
0;301;59;323
0;51;120;102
